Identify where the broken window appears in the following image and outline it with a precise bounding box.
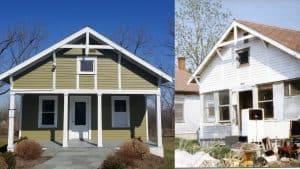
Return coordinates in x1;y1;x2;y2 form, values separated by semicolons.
284;79;300;96
236;48;250;66
219;90;230;121
258;84;273;119
204;93;215;122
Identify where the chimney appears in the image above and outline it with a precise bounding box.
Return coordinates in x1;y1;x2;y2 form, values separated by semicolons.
178;57;186;70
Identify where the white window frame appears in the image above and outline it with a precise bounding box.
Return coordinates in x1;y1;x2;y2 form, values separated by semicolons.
175;100;185;123
205;101;216;122
38;95;58;128
77;56;97;74
111;96;130;128
218;90;230;122
258;85;274;119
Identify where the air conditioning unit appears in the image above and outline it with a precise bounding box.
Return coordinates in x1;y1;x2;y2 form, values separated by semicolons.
241;108;264;143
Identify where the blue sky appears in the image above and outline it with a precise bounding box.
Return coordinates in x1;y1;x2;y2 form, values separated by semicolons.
220;0;300;30
0;0;174;75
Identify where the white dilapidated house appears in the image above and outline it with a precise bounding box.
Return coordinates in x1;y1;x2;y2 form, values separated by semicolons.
188;20;300;142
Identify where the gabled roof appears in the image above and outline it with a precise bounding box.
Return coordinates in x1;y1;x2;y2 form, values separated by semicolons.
0;27;172;82
188;20;300;84
175;69;198;94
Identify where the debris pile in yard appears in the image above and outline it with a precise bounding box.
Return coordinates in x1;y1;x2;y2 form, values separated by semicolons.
175;149;219;168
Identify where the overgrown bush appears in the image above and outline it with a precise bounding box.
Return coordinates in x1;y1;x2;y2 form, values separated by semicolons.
117;139;150;160
15;139;42;160
0;156;8;169
100;155;124;169
0;152;16;169
208;145;231;159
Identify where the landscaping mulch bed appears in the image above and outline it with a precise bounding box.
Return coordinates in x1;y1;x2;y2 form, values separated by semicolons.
126;154;164;169
16;156;51;169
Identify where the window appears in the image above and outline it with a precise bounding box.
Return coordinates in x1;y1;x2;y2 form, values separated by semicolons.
112;96;130;128
204;93;215;122
258;84;273;119
219;90;230;122
175;100;184;123
236;48;249;66
38;96;58;128
77;56;96;74
243;32;249;43
284;79;300;96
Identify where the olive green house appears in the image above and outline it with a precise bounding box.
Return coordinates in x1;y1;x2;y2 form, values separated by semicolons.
0;27;172;157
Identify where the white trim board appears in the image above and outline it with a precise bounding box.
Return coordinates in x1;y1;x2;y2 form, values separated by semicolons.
188;20;300;84
0;27;172;82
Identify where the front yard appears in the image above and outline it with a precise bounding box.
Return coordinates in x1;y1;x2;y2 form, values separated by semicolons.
163;136;174;169
0;136;6;147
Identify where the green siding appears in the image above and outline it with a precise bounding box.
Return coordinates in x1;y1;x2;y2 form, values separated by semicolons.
56;56;76;89
21;94;63;143
97;54;118;89
14;57;53;89
79;75;94;89
21;94;147;143
121;58;157;89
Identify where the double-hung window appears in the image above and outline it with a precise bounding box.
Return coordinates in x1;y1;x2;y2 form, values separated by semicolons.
38;96;58;128
77;56;96;74
204;93;215;122
219;90;230;122
112;96;130;128
175;98;184;123
258;84;273;119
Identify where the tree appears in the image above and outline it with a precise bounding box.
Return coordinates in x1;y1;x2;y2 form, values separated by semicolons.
0;26;45;73
175;0;231;72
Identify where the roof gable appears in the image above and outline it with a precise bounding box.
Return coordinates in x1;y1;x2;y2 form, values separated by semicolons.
188;20;300;84
0;27;172;82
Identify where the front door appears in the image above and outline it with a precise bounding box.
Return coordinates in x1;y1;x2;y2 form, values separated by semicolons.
238;91;253;132
69;96;91;140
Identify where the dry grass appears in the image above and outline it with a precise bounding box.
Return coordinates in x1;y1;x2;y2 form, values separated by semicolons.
15;140;42;160
0;156;8;169
16;156;51;169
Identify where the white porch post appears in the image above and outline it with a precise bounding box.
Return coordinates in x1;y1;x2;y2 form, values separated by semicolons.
156;92;163;147
7;92;16;151
63;93;69;147
97;93;103;147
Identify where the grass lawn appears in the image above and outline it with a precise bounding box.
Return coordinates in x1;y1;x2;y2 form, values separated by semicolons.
0;136;7;147
163;136;174;169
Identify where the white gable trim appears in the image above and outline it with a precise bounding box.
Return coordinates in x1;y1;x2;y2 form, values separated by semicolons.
188;21;300;84
0;27;172;82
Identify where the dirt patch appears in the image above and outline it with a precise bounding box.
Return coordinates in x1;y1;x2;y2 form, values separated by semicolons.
16;156;51;169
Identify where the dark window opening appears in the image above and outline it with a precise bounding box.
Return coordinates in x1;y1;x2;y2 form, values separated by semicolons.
237;48;249;65
243;32;249;43
75;102;86;125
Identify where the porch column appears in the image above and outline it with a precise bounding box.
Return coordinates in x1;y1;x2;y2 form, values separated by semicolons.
63;93;69;147
97;93;103;147
156;93;162;147
7;92;15;151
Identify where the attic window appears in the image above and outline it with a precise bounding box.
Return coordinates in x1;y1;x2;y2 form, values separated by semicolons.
236;48;250;66
77;56;96;74
243;32;249;43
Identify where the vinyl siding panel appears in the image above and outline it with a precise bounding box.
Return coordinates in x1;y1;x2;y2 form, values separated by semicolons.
79;75;94;89
56;56;76;89
97;54;118;89
13;57;53;89
121;59;157;89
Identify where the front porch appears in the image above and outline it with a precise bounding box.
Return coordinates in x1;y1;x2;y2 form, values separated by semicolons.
7;90;164;157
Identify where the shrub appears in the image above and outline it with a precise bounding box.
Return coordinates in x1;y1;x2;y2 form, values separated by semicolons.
208;145;231;159
15;139;42;160
0;152;16;169
100;155;124;169
117;139;150;160
0;156;8;169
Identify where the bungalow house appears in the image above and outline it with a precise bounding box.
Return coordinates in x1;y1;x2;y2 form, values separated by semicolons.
0;27;172;157
188;20;300;142
175;57;201;140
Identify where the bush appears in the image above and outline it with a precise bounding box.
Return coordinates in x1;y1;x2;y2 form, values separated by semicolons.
100;155;124;169
0;152;16;169
117;139;150;160
15;139;42;160
0;156;8;169
208;145;231;159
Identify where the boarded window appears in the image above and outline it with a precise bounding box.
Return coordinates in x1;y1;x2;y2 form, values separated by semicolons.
219;90;230;121
175;103;184;123
258;84;273;119
204;93;215;122
236;48;249;66
284;79;300;96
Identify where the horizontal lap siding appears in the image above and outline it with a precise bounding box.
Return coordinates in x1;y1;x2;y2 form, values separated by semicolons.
21;94;63;143
121;59;157;89
56;56;76;89
97;55;118;89
79;75;94;89
14;57;53;89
